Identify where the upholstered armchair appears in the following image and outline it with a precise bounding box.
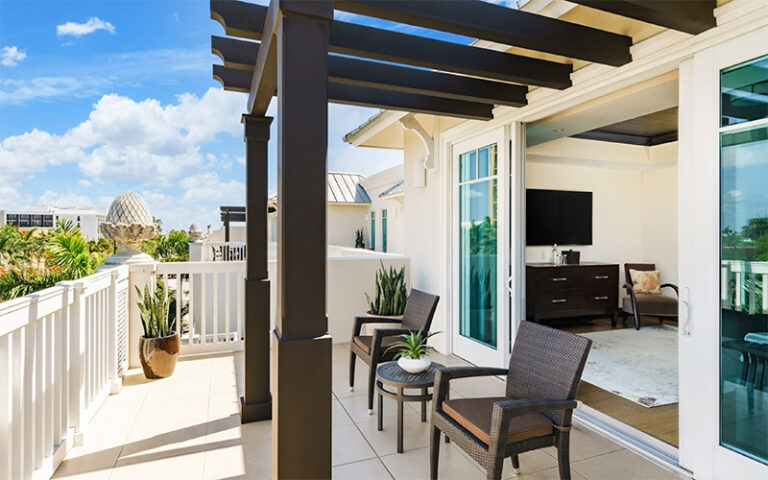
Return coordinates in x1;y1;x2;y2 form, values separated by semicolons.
430;322;592;480
349;289;440;412
622;263;679;330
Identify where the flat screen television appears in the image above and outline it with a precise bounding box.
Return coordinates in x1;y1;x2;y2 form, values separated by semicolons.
526;189;593;246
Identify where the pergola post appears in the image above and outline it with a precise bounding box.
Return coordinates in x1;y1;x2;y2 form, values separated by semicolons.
240;115;273;423
272;1;333;478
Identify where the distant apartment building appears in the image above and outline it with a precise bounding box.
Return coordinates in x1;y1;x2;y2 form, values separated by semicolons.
0;207;106;240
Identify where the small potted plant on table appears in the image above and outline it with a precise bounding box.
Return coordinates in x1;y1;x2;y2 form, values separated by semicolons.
136;282;179;379
386;328;440;374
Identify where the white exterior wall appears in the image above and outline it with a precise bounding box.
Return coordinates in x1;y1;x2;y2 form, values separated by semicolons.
0;208;105;240
360;166;405;253
327;204;368;248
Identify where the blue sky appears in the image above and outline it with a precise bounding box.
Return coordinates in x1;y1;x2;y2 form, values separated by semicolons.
0;0;498;231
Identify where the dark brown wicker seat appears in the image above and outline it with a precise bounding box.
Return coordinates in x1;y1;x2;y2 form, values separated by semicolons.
622;263;679;330
349;289;440;412
430;321;592;480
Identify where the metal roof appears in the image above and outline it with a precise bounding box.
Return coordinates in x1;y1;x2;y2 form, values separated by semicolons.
379;180;404;199
327;172;371;204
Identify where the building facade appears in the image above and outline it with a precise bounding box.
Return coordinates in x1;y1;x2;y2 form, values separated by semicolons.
0;206;106;240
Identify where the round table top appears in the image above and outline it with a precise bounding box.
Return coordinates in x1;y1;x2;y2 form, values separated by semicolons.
376;361;444;388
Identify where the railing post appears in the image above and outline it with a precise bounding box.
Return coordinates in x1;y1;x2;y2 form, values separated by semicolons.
108;269;121;394
0;333;11;480
68;280;86;446
127;262;157;368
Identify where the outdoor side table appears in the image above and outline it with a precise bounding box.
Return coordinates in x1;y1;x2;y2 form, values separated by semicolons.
375;361;445;453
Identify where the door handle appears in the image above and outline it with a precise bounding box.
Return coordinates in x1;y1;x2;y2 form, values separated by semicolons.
681;286;691;336
506;277;514;294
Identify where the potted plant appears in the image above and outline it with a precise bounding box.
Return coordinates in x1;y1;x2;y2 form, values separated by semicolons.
136;282;179;379
365;260;407;317
386;328;440;373
355;228;365;249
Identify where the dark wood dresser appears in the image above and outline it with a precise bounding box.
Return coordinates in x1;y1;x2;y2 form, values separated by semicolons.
526;262;619;325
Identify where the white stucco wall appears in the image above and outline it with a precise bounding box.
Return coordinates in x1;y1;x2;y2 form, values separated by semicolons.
327;204;368;248
360;165;405;254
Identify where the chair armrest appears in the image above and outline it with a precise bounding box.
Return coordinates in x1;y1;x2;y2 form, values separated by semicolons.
486;398;577;455
623;282;635;294
661;283;679;296
432;366;509;411
369;327;413;361
352;315;402;337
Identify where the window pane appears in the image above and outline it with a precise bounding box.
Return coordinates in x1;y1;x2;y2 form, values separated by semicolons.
459;178;497;348
460;151;477;182
721;54;768;127
720;123;768;464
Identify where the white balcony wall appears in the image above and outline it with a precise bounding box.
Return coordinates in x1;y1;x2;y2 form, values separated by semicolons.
0;265;129;480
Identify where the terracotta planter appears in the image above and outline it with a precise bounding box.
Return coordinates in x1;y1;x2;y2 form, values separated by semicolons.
139;333;179;379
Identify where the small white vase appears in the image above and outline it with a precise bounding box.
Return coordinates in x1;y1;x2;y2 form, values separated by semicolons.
398;356;431;374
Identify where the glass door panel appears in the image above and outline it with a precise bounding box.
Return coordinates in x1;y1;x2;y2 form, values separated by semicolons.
719;54;768;466
459;144;498;348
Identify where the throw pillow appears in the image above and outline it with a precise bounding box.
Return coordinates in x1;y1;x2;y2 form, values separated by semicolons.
630;269;661;294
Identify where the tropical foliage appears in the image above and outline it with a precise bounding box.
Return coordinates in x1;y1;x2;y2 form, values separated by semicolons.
355;228;365;248
385;328;439;360
0;220;110;302
365;260;407;316
135;282;176;338
142;230;191;262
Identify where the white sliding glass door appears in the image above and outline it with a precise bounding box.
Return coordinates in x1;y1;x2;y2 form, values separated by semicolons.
679;25;768;479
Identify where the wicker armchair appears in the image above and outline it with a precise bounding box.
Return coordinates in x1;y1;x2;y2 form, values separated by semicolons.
430;322;592;480
349;289;440;413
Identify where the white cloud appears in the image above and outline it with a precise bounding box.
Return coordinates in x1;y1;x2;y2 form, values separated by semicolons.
1;87;245;184
1;46;26;67
78;179;92;187
57;17;116;37
38;190;94;208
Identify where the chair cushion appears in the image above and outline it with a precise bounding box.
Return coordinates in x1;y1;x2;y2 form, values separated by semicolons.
442;397;553;445
352;335;400;354
623;293;678;316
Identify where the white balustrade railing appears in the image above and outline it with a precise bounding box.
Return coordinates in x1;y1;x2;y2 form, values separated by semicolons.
155;261;245;355
0;265;129;480
721;260;768;314
209;242;247;262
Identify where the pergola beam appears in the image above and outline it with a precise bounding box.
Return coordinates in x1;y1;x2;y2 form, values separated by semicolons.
212;37;527;106
214;65;494;120
211;0;572;89
334;0;632;66
569;0;716;35
247;0;279;115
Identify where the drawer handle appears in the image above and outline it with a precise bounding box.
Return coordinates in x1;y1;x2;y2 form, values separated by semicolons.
552;277;567;282
594;296;608;301
595;275;609;280
552;298;567;304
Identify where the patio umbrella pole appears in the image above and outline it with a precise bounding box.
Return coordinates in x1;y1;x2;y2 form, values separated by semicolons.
240;114;273;423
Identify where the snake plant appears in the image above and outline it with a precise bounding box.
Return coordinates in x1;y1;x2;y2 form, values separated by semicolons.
385;328;440;359
136;282;176;338
365;260;407;316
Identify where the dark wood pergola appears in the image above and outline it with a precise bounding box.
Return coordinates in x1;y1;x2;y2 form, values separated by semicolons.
219;205;245;242
209;1;715;477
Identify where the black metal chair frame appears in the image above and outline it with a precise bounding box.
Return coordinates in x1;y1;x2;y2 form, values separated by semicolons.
622;263;679;330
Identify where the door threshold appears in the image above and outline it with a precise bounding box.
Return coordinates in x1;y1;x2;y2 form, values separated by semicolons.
574;405;693;479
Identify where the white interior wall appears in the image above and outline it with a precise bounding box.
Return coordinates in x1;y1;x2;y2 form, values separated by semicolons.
525;142;679;298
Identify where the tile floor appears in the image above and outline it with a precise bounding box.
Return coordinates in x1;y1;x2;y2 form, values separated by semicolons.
53;345;684;479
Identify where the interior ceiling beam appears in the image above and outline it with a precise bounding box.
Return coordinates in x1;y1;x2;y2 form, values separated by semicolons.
211;0;572;89
334;0;632;67
212;37;528;106
214;65;493;120
568;0;716;35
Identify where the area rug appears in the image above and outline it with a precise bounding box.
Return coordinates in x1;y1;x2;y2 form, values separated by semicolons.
580;324;678;407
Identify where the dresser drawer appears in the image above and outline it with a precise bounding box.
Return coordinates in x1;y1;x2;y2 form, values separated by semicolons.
578;266;618;290
581;290;618;310
534;268;578;291
535;290;581;313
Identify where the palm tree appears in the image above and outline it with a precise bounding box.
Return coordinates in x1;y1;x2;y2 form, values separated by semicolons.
46;232;94;279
